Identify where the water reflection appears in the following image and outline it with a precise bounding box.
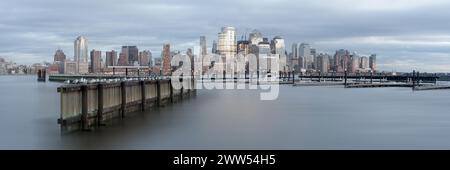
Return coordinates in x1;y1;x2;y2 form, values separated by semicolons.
1;76;450;149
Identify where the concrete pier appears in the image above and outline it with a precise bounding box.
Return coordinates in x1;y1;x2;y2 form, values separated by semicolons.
57;79;196;132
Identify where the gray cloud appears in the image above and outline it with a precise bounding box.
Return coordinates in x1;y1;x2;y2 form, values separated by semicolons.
1;0;450;72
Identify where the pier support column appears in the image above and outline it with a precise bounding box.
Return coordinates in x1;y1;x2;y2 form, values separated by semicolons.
81;85;89;130
157;80;161;107
292;71;294;84
121;82;126;118
192;76;196;96
169;80;174;103
223;70;226;84
344;70;348;87
140;81;146;111
257;71;260;85
412;70;416;89
435;73;438;85
180;80;184;100
370;72;373;84
97;84;104;126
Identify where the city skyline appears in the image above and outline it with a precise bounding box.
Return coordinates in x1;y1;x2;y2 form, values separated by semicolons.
1;0;450;72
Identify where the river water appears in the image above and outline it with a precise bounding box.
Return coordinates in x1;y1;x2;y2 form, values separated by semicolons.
1;75;450;149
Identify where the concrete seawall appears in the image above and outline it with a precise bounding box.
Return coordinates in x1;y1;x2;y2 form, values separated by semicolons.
57;79;196;132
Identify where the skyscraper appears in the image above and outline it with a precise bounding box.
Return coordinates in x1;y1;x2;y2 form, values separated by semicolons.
212;40;217;54
54;49;66;62
249;30;263;46
237;40;250;55
257;40;271;73
316;54;329;73
162;44;171;76
200;36;207;56
299;43;312;70
74;36;89;74
139;50;151;66
291;43;298;59
74;36;88;63
360;56;369;70
217;27;237;58
271;36;287;71
105;50;117;67
121;46;139;66
90;49;102;73
118;52;128;66
334;49;350;73
187;48;194;72
369;54;377;72
350;54;360;73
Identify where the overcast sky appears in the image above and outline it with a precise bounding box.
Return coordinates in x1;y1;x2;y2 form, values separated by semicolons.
1;0;450;72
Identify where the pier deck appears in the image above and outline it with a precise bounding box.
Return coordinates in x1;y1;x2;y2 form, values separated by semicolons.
57;79;196;132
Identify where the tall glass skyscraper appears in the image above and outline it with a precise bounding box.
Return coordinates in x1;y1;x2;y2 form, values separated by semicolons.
74;36;88;63
217;27;237;58
74;36;89;74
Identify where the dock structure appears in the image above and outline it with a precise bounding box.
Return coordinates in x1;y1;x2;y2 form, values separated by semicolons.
57;79;196;132
413;85;450;91
37;69;46;82
345;83;416;88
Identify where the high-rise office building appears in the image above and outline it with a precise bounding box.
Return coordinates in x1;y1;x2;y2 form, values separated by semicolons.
121;46;139;66
187;48;194;72
249;30;263;46
350;54;360;73
237;40;251;55
291;43;298;59
118;52;128;66
212;40;217;54
90;49;102;73
148;51;153;67
217;27;237;58
200;36;207;56
271;36;287;71
316;54;329;73
54;49;66;62
310;48;317;58
360;56;369;70
105;50;117;67
299;43;313;70
74;36;89;74
334;49;350;73
139;50;151;66
257;40;271;72
64;61;77;74
369;54;377;72
162;44;171;76
74;36;88;63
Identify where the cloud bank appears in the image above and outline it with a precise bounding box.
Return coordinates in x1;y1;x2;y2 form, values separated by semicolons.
1;0;450;72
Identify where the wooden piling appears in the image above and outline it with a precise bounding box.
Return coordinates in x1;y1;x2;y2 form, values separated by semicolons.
81;85;88;130
169;79;174;103
180;79;184;100
292;71;294;84
156;80;161;106
417;71;420;86
370;72;373;84
121;81;126;118
344;70;348;87
140;81;146;111
97;83;104;125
